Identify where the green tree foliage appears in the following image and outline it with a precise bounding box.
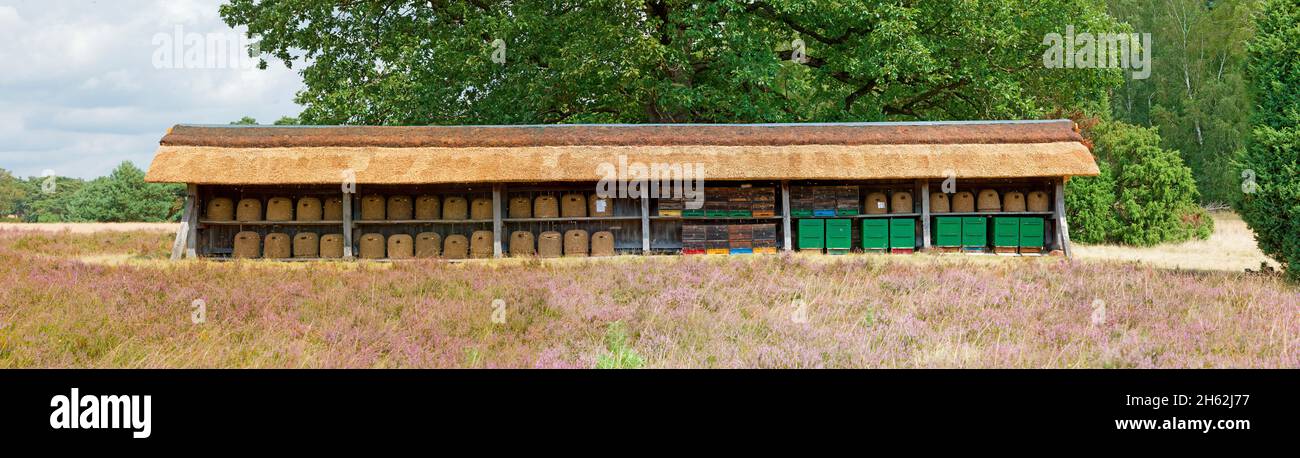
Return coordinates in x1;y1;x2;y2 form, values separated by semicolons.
1241;0;1300;279
1107;0;1257;205
220;0;1122;124
63;162;185;223
1064;161;1120;244
0;168;28;218
231;116;259;125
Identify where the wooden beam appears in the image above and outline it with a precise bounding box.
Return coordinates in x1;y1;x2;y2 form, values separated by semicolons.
1054;178;1073;258
781;180;793;251
342;189;354;259
170;186;194;260
184;184;198;258
918;179;931;250
492;184;504;258
640;193;651;253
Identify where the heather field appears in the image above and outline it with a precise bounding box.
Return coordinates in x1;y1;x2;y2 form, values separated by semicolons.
0;229;1295;368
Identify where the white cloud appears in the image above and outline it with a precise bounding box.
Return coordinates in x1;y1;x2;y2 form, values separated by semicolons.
0;0;305;179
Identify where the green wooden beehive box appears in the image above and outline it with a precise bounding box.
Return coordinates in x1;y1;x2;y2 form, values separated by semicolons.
861;219;889;251
934;216;962;247
962;216;987;248
797;219;825;250
992;217;1020;247
889;218;916;249
1019;217;1045;248
825;219;853;251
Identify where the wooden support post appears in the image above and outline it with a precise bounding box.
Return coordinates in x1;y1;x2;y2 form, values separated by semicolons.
1054;178;1073;258
640;194;651;253
185;184;198;258
781;180;793;251
919;179;931;250
342;189;354;259
492;184;504;258
170;184;196;260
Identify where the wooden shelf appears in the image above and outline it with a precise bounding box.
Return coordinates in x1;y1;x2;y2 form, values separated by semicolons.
650;215;783;221
793;213;921;219
354;219;493;224
200;220;343;226
930;212;1053;217
504;216;642;222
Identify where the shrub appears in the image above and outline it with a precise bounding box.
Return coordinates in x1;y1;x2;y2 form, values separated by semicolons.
1065;161;1120;244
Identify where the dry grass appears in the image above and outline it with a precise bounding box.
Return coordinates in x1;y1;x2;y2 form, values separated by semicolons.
0;223;179;233
1074;212;1279;272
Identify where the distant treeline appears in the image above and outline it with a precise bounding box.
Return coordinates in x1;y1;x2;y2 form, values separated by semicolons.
0;162;184;223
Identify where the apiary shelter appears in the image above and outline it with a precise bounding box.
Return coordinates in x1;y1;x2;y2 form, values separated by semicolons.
144;120;1099;260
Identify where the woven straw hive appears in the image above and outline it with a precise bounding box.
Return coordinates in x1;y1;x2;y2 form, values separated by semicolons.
534;195;559;218
537;231;562;258
266;197;293;221
891;191;913;214
865;192;888;214
470;198;493;221
293;232;319;258
930;193;950;213
387;234;414;259
1027;191;1049;212
509;231;535;257
206;197;234;221
590;231;615;257
415;195;441;220
588;195;613;217
442;234;468;259
263;232;291;258
561;193;587;218
358;233;385;259
387;195;413;220
296;197;322;221
564;229;589;257
415;232;441;258
323;197;343;220
443;196;468;220
508;196;531;218
319;234;344;258
470;230;493;258
952;192;975;212
1003;191;1026;212
977;189;1001;212
360;194;385;220
232;230;260;258
235;198;262;221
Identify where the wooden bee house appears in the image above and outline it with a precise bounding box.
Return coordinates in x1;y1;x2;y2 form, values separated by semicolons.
590;231;615;257
442;196;468;220
930;193;950;213
295;197;322;221
864;192;888;214
320;234;344;258
263;232;291;259
564;229;589;257
415;232;441;258
509;231;535;257
387;234;414;259
470;230;493;258
537;231;562;258
1003;191;1026;212
232;230;260;258
588;194;613;217
235;198;262;221
206;197;234;221
508;196;531;218
387;195;413;220
1027;191;1050;212
360;194;385;220
952;191;975;212
470;198;493;221
415;195;441;220
266;197;293;221
891;191;913;214
323;197;343;220
977;189;1001;212
442;234;469;259
561;193;587;218
293;232;319;258
534;195;559;218
358;233;385;259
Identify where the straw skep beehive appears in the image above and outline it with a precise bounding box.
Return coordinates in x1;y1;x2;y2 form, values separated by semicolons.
293;232;319;258
296;197;322;221
509;231;535;257
235;198;262;221
891;191;913;214
387;195;413;220
323;197;343;220
588;195;613;217
1027;191;1049;212
232;230;260;258
1003;191;1026;212
358;233;385;259
415;195;441;220
561;193;587;218
591;231;615;257
508;196;532;218
470;230;493;258
537;231;562;258
387;234;414;259
266;197;293;221
930;193;950;213
470;198;493;221
442;234;468;259
977;189;1001;212
952;191;975;212
443;196;468;220
360;194;385;220
263;232;291;258
206;197;234;221
564;229;589;257
533;195;559;218
865;192;888;214
415;232;441;258
320;233;344;258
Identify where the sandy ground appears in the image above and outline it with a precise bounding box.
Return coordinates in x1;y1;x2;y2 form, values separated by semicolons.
0;222;179;233
1074;212;1279;272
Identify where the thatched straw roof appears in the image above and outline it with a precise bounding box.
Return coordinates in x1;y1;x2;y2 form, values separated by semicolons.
145;120;1097;184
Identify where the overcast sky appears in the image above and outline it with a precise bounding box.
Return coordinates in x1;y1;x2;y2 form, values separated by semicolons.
0;0;304;179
